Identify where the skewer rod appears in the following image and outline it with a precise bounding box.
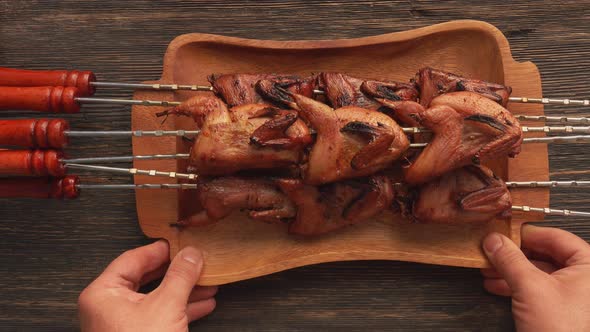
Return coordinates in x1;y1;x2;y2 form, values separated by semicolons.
77;183;198;189
75;97;180;107
512;205;590;217
76;181;590;190
62;153;190;164
65;163;198;180
506;180;590;188
73;97;590;125
90;81;213;92
64;129;200;137
509;97;590;106
65;163;590;190
522;135;590;144
87;82;590;107
521;126;590;134
516;115;590;124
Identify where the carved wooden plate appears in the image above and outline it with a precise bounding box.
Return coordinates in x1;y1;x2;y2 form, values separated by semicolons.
131;20;548;285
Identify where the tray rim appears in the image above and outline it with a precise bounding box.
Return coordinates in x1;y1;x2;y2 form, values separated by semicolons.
132;19;548;285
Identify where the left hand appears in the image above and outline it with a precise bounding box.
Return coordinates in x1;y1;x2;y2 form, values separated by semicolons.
78;240;217;332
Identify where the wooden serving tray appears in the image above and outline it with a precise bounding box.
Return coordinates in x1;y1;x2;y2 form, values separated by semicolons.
131;20;549;285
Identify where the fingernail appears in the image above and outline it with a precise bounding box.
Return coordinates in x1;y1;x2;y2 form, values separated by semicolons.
181;247;202;265
483;233;504;255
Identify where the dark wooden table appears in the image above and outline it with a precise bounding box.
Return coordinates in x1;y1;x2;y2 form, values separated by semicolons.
1;1;589;331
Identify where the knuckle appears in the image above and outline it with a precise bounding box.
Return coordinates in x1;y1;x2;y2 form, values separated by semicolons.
118;248;138;262
77;287;96;310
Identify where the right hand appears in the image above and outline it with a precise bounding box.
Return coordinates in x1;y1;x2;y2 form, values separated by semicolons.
481;225;590;332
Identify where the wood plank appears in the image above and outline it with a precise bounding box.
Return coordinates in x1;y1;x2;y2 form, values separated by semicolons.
1;1;589;330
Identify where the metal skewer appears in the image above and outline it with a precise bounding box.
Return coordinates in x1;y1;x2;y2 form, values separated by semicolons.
73;96;590;124
511;205;590;217
409;135;590;149
92;81;590;107
64;164;590;218
507;180;590;188
64;129;200;137
90;81;214;92
62;126;590;139
62;153;190;164
515;115;590;124
66;163;198;180
61;134;590;164
66;163;590;191
77;183;198;189
508;97;590;106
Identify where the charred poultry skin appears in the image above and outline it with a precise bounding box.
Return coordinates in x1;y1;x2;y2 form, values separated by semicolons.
402;91;522;185
415;67;513;107
318;72;418;110
208;74;317;107
175;176;296;227
408;165;512;224
162;95;312;175
276;176;394;235
291;93;410;184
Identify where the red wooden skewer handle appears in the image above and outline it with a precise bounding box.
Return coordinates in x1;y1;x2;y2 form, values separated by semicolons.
0;176;79;199
0;149;66;177
0;67;95;96
0;119;69;149
0;86;81;113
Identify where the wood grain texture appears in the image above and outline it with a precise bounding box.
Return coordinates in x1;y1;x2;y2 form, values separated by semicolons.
1;1;589;331
131;21;548;285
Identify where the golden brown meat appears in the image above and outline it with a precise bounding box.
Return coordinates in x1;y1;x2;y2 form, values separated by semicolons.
414;67;512;107
208;73;317;107
291;93;410;184
276;176;394;236
361;80;419;103
404;92;522;185
375;99;425;127
318;72;418;110
410;165;512;223
175;176;296;227
161;95;312;175
256;75;317;106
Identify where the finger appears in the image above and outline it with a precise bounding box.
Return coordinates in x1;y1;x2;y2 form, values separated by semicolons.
101;240;170;290
480;268;500;279
157;246;204;304
188;286;218;303
481;259;557;279
483;278;512;297
482;232;545;291
186;298;216;322
139;264;169;286
522;225;590;266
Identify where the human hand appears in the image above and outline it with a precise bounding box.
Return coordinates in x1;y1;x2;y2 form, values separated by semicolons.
481;225;590;332
78;240;217;332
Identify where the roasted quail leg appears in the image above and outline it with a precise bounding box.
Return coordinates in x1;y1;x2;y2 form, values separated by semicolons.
410;165;512;223
318;72;418;110
175;176;297;227
276;176;394;235
414;67;513;107
208;73;317;107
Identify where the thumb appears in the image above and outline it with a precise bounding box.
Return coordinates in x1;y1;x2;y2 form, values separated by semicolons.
482;233;544;292
157;246;204;304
